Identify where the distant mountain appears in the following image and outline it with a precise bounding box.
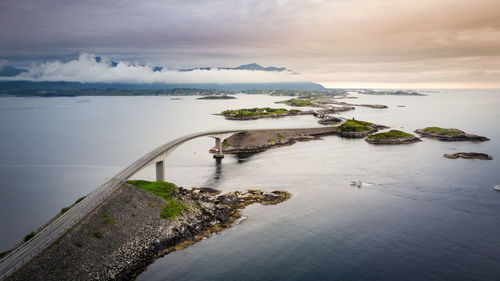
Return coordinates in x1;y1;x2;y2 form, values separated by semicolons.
0;81;324;95
0;61;288;78
0;66;27;77
233;63;287;72
181;63;289;72
94;56;164;72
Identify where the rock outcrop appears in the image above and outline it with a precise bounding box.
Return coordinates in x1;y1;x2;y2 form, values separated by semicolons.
365;130;421;144
443;152;493;160
214;128;337;154
415;127;489;142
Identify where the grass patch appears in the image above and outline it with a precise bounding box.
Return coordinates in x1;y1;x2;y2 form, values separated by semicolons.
221;107;299;118
222;140;230;147
127;180;185;219
336;120;373;132
161;200;185;219
74;196;86;204
368;130;414;139
24;231;36;242
102;212;116;225
423;127;462;136
267;139;275;143
60;207;71;214
59;196;87;216
127;180;176;200
278;98;314;107
0;250;10;259
277;133;284;140
91;230;103;239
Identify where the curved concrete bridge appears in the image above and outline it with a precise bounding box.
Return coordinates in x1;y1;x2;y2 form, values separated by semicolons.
0;129;246;280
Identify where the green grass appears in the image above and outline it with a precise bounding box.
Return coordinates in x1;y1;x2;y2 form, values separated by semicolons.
336;120;373;132
267;139;275;143
222;140;230;147
24;231;36;242
0;250;10;259
102;212;116;225
161;200;185;219
368;130;414;139
277;133;284;140
221;107;299;118
60;207;71;214
423;127;462;136
91;230;103;238
278;98;314;107
74;196;86;204
126;180;185;220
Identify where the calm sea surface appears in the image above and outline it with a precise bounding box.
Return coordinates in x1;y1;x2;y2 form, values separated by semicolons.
1;91;499;280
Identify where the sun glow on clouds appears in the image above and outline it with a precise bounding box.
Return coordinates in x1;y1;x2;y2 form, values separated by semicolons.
13;54;300;84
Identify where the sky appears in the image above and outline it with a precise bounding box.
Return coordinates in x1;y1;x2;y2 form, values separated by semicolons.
1;0;500;88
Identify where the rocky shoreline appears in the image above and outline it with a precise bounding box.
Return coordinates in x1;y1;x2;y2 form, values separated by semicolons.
444;152;493;160
366;136;421;144
365;130;421;144
6;183;289;281
214;128;338;154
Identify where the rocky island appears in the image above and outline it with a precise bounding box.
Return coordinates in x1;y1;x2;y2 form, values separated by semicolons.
6;181;289;281
220;107;311;120
359;90;426;96
197;95;236;100
444;152;493;160
317;99;388;109
365;130;421;144
331;119;387;138
415;127;489;142
276;98;316;107
212;122;387;154
214;127;338;154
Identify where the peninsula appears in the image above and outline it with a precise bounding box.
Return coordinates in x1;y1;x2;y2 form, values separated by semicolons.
5;181;289;281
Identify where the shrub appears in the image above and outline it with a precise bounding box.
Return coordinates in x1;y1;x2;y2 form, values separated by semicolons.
24;231;36;242
91;230;103;238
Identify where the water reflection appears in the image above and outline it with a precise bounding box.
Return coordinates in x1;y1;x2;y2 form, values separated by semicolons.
204;158;223;186
235;152;257;163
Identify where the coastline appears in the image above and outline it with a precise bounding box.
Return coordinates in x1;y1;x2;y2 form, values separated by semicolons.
6;183;289;281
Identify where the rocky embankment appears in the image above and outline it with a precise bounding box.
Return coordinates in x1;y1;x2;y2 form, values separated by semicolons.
415;127;489;142
444;152;493;160
215;127;338;154
6;183;289;281
365;130;421;144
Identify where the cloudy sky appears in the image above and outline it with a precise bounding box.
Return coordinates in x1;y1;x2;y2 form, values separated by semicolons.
1;0;500;88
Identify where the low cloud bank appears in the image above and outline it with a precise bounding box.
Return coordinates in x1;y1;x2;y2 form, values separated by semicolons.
8;54;300;84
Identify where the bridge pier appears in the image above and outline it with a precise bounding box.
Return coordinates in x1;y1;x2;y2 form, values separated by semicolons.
213;137;224;160
156;160;164;181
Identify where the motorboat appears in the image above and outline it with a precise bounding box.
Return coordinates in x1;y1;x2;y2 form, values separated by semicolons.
350;181;362;188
